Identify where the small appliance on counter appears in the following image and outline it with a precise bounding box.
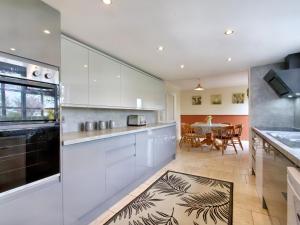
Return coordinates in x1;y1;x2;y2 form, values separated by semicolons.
127;115;147;126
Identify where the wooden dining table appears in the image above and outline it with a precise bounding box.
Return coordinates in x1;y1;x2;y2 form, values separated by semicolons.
191;122;228;146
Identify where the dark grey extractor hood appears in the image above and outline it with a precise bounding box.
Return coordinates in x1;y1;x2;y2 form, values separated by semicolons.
264;53;300;98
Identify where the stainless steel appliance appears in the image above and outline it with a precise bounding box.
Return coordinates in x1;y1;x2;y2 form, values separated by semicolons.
109;120;116;129
127;115;146;126
0;53;60;194
263;141;295;225
98;121;107;130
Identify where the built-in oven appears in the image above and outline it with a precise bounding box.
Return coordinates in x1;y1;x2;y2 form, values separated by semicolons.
0;52;60;194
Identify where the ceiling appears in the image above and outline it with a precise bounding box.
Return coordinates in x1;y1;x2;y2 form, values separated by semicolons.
169;71;249;90
43;0;300;82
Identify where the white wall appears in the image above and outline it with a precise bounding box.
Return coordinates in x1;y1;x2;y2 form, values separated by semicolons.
181;85;248;115
162;81;181;138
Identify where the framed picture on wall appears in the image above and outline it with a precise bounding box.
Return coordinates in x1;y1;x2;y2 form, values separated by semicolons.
211;94;222;105
232;93;245;104
192;95;202;105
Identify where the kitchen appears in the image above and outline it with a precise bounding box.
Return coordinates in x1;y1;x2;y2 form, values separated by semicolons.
0;0;300;225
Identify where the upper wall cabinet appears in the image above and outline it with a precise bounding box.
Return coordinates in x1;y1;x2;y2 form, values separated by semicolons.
121;65;165;110
121;66;146;108
60;37;165;110
61;38;89;105
89;51;121;107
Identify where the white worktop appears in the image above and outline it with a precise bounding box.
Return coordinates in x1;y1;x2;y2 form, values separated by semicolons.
253;127;300;167
62;122;176;146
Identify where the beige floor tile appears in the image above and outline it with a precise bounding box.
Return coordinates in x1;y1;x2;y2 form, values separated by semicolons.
233;207;254;225
252;211;272;225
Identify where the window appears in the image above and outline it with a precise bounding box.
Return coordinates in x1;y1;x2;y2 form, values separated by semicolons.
0;83;57;121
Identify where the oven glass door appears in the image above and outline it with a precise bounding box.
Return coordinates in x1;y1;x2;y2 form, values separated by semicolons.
0;76;58;122
0;123;60;193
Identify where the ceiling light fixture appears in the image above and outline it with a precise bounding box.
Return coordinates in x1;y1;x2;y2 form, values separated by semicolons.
194;81;204;91
288;95;293;98
224;29;234;35
158;46;164;51
83;64;88;68
43;29;51;34
10;48;16;51
180;64;185;69
227;57;232;62
103;0;112;5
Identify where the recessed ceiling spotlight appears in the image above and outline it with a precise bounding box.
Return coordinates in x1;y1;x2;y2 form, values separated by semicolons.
157;46;164;51
83;64;88;68
288;95;293;98
227;57;232;62
296;93;300;96
103;0;112;5
180;65;185;69
10;48;16;51
224;29;234;35
43;29;51;34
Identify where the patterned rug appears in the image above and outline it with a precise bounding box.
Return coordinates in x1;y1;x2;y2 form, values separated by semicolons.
104;170;233;225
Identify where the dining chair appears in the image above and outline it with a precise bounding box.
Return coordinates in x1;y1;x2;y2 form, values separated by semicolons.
211;126;237;155
179;124;204;150
233;124;244;150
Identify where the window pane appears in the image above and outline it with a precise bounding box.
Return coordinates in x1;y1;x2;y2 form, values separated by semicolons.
6;109;22;120
5;84;21;90
26;109;42;119
43;95;55;108
44;109;55;120
26;94;42;108
5;90;21;107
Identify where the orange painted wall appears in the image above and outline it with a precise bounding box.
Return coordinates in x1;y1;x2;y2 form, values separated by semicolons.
181;115;249;140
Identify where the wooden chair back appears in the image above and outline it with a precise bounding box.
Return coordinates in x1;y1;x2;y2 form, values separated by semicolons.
212;125;235;140
181;123;193;136
234;124;243;136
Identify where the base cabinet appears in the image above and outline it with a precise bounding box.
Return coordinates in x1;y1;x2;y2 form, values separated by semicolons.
152;126;177;167
0;177;62;225
63;140;106;225
62;125;176;225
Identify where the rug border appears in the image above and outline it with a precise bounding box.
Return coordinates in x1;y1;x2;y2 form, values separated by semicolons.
104;170;234;225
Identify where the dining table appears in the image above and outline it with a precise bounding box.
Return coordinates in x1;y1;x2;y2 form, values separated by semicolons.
191;122;228;146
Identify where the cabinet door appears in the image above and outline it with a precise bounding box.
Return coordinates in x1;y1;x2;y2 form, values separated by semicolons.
143;76;165;110
63;141;105;225
153;126;176;167
89;51;121;107
61;38;89;105
135;131;155;178
105;135;136;197
0;178;62;225
121;66;145;108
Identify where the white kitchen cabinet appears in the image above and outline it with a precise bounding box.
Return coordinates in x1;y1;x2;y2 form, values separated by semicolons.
121;65;145;108
121;65;165;110
61;37;165;110
89;51;121;107
143;76;165;110
61;38;89;105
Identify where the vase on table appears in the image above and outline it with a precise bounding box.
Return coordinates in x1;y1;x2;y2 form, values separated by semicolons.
207;115;213;126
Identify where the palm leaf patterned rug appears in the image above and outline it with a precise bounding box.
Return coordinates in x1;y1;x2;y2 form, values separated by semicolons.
104;170;233;225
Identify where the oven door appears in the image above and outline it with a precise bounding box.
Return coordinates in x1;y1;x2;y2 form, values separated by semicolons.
0;75;59;123
0;123;60;193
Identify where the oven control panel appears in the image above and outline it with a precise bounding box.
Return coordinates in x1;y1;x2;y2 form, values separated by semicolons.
0;53;59;84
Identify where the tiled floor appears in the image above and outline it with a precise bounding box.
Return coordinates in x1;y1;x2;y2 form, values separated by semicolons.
90;141;272;225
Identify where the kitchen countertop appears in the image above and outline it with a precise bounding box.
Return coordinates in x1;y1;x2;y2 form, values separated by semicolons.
62;122;176;146
252;127;300;167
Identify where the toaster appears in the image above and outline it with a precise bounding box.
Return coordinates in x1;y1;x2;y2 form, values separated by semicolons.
127;115;147;126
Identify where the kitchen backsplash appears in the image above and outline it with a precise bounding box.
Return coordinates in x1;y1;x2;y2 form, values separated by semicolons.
250;62;296;128
295;98;300;129
61;107;158;133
